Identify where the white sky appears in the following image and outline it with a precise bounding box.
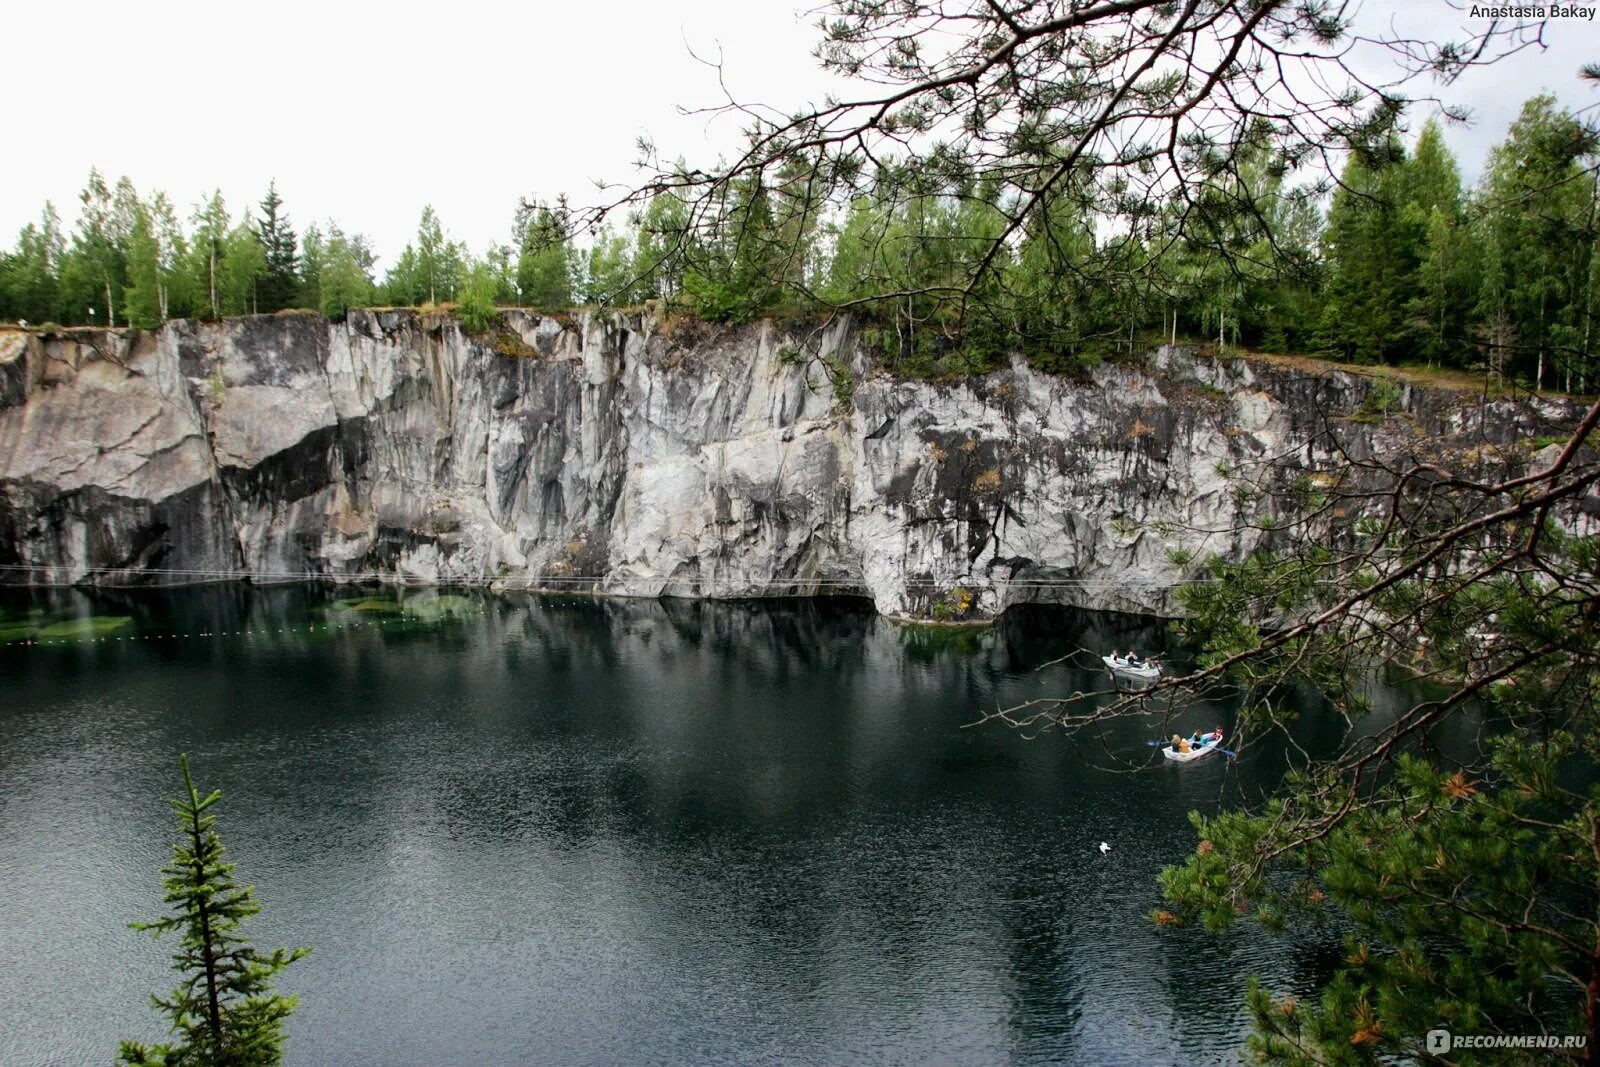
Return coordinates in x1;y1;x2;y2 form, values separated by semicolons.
2;1;1595;269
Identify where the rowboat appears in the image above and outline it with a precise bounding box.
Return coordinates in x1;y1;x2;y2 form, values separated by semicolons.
1102;654;1161;682
1162;736;1222;762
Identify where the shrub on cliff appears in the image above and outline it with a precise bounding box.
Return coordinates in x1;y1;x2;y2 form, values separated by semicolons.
458;263;499;333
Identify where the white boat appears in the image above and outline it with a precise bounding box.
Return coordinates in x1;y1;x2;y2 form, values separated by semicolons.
1102;654;1161;682
1162;736;1222;762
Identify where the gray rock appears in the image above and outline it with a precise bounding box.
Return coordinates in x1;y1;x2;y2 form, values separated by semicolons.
0;312;1582;616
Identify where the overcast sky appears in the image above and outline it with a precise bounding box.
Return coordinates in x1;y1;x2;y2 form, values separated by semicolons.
3;1;1595;268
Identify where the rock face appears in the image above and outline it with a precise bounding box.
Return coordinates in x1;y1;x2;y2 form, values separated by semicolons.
0;310;1581;618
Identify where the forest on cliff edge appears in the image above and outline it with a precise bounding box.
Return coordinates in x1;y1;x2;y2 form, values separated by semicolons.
2;94;1597;394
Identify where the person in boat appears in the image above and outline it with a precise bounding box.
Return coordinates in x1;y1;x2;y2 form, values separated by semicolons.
1209;726;1224;743
1174;733;1190;754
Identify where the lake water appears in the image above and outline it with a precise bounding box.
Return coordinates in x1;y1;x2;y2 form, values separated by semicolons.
0;587;1343;1065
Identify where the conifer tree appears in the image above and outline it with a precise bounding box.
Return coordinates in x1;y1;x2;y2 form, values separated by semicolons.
119;754;309;1067
1476;95;1599;390
254;182;299;312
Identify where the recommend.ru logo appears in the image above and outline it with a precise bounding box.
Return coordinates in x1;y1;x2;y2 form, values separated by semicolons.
1426;1029;1587;1053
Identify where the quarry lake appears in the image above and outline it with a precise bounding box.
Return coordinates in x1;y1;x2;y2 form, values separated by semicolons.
0;587;1356;1065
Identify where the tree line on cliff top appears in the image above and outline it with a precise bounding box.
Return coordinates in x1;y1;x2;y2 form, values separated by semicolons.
1;93;1596;392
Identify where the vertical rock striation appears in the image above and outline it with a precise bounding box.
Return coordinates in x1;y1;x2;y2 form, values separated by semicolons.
0;310;1581;618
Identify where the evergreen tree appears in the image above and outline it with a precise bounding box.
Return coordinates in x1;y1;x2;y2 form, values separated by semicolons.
254;182;298;312
119;754;308;1066
1476;95;1599;390
1316;150;1410;362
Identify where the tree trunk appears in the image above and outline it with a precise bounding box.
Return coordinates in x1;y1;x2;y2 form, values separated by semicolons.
189;804;224;1055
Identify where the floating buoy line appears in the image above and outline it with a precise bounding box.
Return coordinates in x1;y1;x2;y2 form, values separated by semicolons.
0;562;1244;592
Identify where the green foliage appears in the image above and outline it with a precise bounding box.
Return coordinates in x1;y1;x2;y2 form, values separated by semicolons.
516;199;576;311
1167;506;1600;1061
825;355;855;407
583;225;639;307
119;755;309;1066
3;93;1594;399
255;182;298;313
1359;377;1403;417
383;206;465;307
930;585;975;621
220;225;265;317
313;226;376;319
1163;744;1595;1063
122;201;163;329
457;260;500;333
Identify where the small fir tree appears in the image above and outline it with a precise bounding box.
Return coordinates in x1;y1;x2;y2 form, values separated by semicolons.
119;754;309;1067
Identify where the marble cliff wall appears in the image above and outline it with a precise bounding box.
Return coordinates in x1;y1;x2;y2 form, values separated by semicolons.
0;310;1579;618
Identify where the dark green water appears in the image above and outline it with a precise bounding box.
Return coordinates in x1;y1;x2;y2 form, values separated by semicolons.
0;587;1344;1065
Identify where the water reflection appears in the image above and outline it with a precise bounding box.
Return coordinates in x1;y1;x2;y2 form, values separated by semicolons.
1;586;1364;1066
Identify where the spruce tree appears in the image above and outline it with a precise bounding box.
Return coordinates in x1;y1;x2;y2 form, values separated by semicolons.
254;182;299;313
119;754;309;1067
